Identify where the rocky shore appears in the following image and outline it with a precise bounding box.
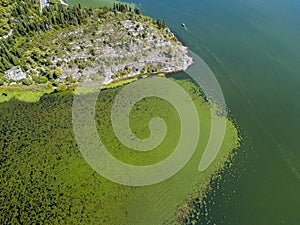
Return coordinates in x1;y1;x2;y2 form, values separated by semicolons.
49;14;193;84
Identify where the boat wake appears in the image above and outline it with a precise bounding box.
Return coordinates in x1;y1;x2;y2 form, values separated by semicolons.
181;23;189;31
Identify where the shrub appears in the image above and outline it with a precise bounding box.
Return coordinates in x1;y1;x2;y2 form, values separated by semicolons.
21;78;33;86
37;76;48;84
65;76;73;83
51;80;59;87
78;63;86;70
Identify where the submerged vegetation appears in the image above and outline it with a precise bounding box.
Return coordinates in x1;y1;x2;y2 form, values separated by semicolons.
0;79;239;224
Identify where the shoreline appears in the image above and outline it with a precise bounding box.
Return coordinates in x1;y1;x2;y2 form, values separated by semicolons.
0;27;194;103
0;71;178;103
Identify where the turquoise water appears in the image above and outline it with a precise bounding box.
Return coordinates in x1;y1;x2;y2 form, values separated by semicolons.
124;0;300;224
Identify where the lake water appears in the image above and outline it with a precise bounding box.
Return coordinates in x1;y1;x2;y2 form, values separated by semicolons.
122;0;300;224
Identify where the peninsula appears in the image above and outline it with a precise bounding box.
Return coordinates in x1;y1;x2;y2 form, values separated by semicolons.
0;0;192;90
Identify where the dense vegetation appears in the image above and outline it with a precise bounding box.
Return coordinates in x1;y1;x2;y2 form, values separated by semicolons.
0;79;239;224
0;0;166;86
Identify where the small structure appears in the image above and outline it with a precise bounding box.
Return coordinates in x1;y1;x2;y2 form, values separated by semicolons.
5;67;27;81
40;0;68;12
40;0;50;11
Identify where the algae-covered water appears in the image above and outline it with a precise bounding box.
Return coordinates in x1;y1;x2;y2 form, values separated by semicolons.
0;79;239;224
122;0;300;224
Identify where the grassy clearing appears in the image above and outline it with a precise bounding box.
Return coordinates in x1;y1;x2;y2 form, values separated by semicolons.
102;77;138;89
0;85;53;103
0;74;160;103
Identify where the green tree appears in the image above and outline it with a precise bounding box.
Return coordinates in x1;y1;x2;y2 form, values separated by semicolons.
157;19;166;29
134;7;141;14
1;57;12;70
